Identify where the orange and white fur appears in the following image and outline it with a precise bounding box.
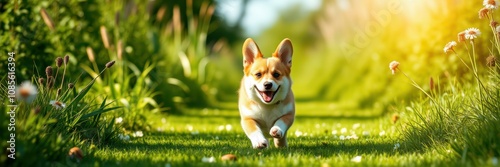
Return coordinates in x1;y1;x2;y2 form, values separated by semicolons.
238;38;295;149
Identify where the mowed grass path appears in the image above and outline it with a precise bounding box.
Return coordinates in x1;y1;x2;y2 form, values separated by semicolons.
84;102;450;166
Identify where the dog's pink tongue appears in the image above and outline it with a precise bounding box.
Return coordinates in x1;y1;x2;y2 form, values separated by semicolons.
261;91;274;102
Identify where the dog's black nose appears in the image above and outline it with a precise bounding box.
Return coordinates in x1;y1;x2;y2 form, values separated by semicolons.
264;82;272;90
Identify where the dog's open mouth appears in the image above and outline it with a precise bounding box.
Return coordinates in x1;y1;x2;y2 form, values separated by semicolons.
255;86;280;103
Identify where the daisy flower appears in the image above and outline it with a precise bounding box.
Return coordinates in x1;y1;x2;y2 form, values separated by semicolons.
118;134;130;141
464;28;481;40
132;131;144;137
394;143;401;150
484;0;499;9
389;61;400;75
457;31;466;42
115;117;123;124
491;21;499;28
49;100;66;110
479;7;490;19
443;41;457;53
16;81;38;103
351;156;362;163
201;156;216;163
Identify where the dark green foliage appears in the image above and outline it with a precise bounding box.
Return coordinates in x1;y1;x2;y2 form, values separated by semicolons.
0;59;119;166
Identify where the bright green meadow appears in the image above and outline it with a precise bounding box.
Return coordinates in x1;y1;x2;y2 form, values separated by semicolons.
1;0;499;166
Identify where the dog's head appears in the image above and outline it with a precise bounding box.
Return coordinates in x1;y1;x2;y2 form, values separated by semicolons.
242;38;293;104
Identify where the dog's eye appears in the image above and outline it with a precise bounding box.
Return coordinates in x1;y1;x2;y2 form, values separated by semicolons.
255;72;262;78
272;72;280;78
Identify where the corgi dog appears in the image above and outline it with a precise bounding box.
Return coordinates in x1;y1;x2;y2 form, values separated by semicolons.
238;38;295;149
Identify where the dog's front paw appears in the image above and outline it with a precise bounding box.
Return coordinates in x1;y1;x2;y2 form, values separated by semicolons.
270;126;284;138
249;132;269;149
251;138;269;149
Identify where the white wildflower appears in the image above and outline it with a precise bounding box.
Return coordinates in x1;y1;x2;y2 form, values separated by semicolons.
186;125;194;131
118;134;130;141
393;143;400;150
16;81;38;103
484;0;500;9
115;117;123;124
133;131;143;137
201;156;216;163
443;41;457;53
225;124;232;131
340;128;347;134
464;28;481;40
295;130;303;137
351;156;362;163
49;100;66;110
218;125;225;131
352;123;360;129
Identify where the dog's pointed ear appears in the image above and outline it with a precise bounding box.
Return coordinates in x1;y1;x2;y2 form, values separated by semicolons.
242;38;263;68
273;38;293;68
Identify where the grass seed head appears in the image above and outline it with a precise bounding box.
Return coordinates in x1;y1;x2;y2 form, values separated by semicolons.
100;26;110;49
487;55;497;67
105;60;116;68
40;8;54;30
38;77;45;85
64;55;70;65
117;40;123;60
56;57;63;67
45;66;53;77
86;47;95;62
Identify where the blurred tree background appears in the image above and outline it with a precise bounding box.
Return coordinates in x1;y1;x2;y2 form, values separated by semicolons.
251;0;490;114
2;0;499;165
0;0;492;114
0;0;245;114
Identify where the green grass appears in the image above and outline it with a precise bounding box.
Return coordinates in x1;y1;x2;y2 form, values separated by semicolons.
3;1;499;166
80;102;455;166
